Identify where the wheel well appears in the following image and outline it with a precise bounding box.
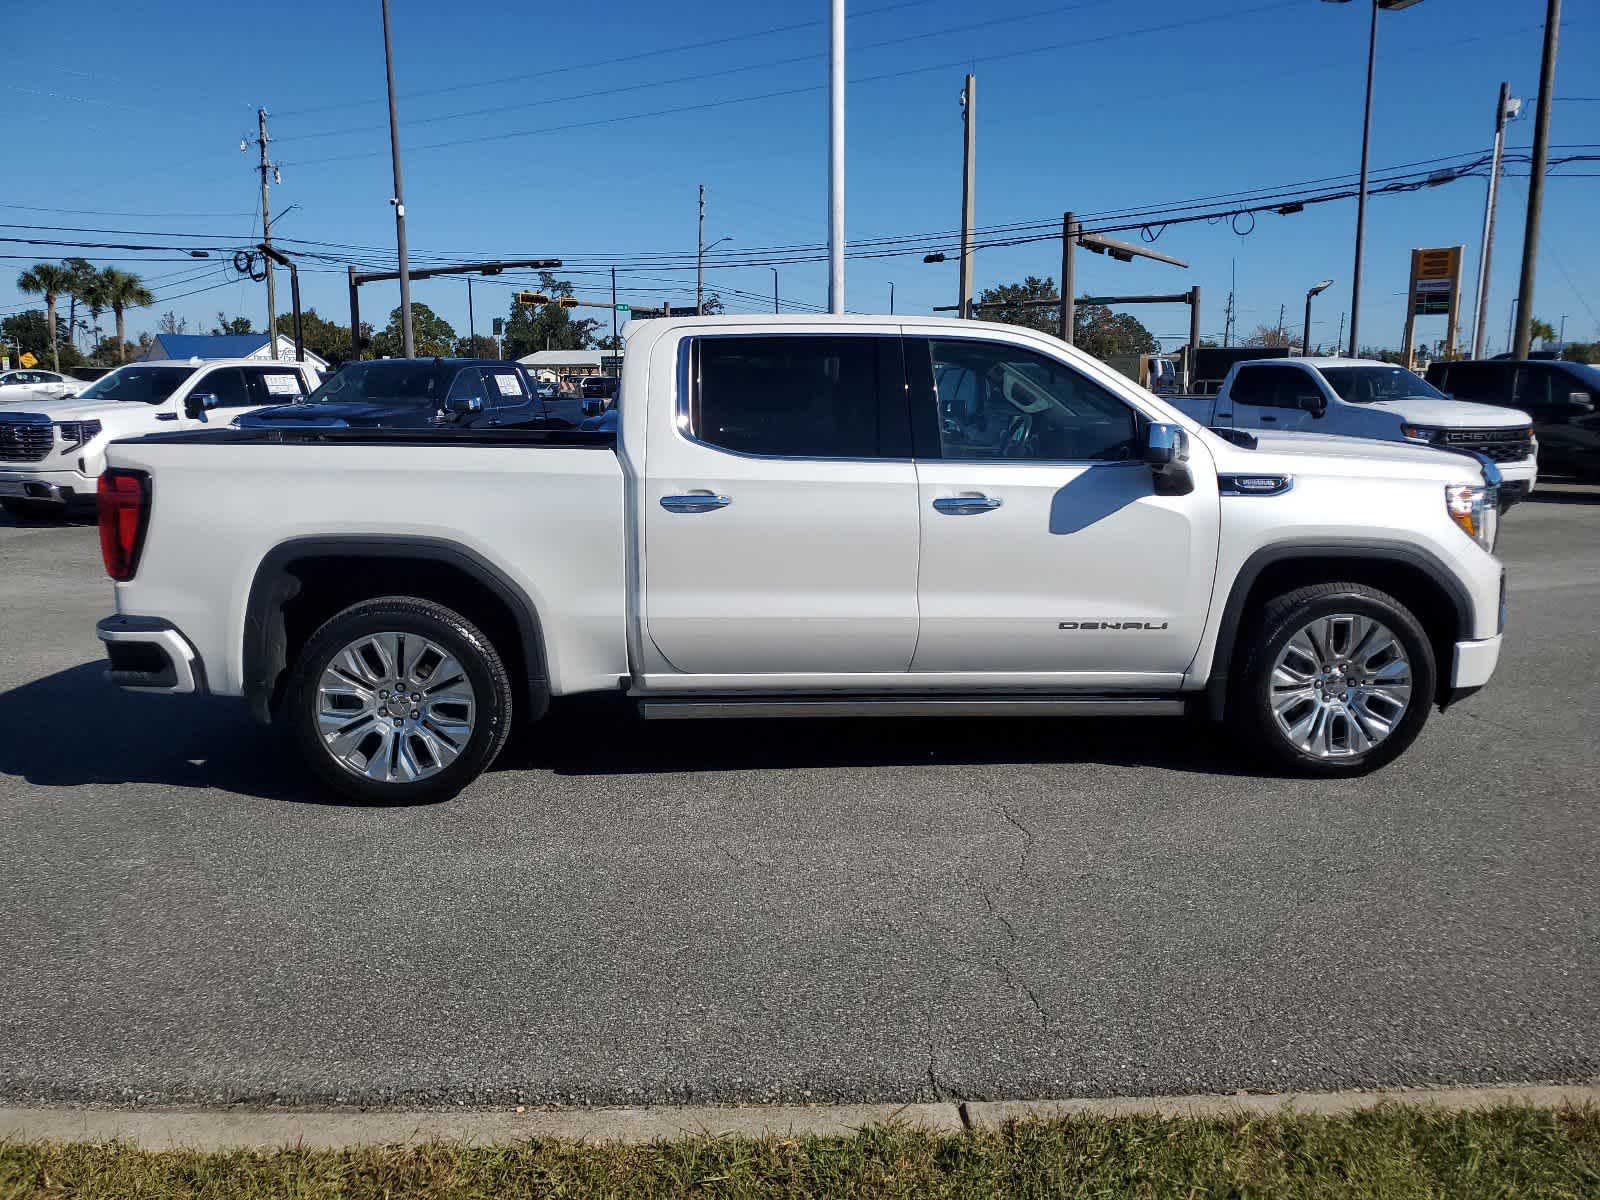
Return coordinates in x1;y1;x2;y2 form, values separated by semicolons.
1211;554;1466;717
251;550;546;722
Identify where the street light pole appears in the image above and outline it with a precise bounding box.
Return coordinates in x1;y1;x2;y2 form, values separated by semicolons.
1324;0;1425;357
697;183;705;315
1471;83;1517;358
828;0;845;313
958;74;976;320
1304;279;1334;356
379;0;413;357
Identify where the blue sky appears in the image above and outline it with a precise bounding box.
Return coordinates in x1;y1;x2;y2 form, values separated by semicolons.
3;0;1595;353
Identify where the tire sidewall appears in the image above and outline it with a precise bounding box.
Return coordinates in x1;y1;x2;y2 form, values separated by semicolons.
289;603;509;804
1244;590;1436;776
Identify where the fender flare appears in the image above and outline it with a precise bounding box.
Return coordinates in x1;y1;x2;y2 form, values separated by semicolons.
1204;540;1475;721
243;535;550;724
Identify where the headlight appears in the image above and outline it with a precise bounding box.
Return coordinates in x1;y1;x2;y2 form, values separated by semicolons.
1446;483;1499;551
1401;424;1438;443
55;419;102;448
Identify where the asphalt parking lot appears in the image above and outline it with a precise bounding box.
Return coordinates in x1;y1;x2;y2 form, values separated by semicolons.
1;486;1596;1110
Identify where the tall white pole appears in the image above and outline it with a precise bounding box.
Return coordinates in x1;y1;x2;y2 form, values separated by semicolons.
1471;82;1513;359
828;0;845;313
958;75;976;320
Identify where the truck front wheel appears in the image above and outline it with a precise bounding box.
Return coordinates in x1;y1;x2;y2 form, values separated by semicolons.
1233;582;1437;776
286;596;513;803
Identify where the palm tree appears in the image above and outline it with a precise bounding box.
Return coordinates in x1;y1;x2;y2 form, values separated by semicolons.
63;257;95;353
15;262;75;371
77;268;112;356
99;269;156;363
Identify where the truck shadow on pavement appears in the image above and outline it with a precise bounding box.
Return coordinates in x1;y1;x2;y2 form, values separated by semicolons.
0;665;1258;805
499;695;1253;780
0;662;305;802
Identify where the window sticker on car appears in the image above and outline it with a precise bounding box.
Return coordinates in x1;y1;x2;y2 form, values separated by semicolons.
264;374;302;394
493;374;522;397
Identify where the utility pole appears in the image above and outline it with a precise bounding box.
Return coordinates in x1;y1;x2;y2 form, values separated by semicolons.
771;268;779;314
1558;313;1568;351
1057;211;1078;343
889;281;895;315
253;108;279;359
827;0;845;313
1514;0;1560;360
1276;303;1286;344
1471;83;1518;358
958;74;976;320
611;267;619;371
466;275;475;349
380;0;414;358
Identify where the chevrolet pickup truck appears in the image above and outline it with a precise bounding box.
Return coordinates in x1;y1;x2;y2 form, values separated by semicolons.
96;316;1508;802
0;357;318;518
1168;357;1538;505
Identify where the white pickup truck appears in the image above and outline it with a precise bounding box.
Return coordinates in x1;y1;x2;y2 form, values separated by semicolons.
96;316;1509;802
0;357;317;518
1168;357;1539;505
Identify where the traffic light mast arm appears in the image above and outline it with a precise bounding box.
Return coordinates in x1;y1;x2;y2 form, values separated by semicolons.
351;257;563;286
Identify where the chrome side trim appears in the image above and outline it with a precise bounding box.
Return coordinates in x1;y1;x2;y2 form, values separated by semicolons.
638;695;1187;720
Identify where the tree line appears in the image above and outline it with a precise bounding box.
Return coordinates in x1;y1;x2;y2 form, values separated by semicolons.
10;259;154;370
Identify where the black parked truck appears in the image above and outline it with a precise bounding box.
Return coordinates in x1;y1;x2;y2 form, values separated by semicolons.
1426;358;1600;480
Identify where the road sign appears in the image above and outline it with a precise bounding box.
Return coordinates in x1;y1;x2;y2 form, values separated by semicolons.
18;352;37;368
615;304;630;314
1402;246;1465;365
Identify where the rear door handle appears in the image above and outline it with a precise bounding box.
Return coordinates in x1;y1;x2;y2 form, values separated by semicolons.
932;495;1003;515
660;492;732;513
1259;415;1277;423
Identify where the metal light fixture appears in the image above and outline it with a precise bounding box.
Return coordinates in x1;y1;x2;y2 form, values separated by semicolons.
1304;278;1336;357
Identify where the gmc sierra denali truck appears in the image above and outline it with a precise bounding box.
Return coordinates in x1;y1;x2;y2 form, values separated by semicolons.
1168;357;1538;506
95;316;1508;802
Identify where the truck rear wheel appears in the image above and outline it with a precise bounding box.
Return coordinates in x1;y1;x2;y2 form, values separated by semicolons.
1233;582;1436;776
286;596;513;803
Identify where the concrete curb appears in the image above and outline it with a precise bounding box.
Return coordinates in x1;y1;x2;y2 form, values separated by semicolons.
0;1084;1595;1151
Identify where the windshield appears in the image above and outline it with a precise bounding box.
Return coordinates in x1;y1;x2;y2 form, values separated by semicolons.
77;365;196;404
1320;366;1447;404
306;361;444;407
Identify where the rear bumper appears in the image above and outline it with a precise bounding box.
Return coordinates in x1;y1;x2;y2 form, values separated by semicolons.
96;615;206;694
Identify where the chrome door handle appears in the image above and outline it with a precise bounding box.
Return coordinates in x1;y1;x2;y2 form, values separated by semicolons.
932;495;1003;515
660;492;732;513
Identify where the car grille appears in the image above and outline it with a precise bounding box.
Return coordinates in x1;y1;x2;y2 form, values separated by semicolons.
1439;427;1534;464
0;414;53;463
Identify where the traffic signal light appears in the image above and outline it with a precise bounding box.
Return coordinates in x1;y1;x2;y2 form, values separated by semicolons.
556;296;579;309
516;291;550;306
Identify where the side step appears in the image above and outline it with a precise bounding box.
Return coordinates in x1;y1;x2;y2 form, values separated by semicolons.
636;694;1187;721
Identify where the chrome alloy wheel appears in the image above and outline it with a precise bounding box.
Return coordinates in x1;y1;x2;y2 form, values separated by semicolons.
316;632;476;782
1268;614;1413;759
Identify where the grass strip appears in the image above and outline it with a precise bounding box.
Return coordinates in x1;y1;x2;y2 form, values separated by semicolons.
2;1103;1597;1199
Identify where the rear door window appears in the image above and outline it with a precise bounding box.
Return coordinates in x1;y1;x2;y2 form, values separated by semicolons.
1441;362;1511;401
689;335;905;458
481;367;530;410
245;366;308;405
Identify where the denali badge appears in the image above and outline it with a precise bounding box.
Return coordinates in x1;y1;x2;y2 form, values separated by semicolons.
1059;620;1169;630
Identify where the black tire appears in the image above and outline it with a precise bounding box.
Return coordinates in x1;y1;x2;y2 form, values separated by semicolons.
1231;582;1437;777
286;596;513;804
1;497;68;521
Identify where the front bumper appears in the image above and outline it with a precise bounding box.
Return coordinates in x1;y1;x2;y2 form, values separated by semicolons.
0;467;96;507
1441;633;1502;710
96;615;206;694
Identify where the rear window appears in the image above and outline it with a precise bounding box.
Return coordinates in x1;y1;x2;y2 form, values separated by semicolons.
690;335;884;458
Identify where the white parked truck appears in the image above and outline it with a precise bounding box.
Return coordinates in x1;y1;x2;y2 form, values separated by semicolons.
96;316;1508;801
1168;357;1539;505
0;357;317;518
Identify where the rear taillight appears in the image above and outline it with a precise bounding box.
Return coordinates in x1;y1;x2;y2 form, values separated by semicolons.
98;469;151;582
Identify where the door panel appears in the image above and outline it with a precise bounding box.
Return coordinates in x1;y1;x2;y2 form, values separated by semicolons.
907;335;1220;680
642;332;920;676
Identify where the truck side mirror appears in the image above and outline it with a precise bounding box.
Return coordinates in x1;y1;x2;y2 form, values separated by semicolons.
1297;394;1327;417
450;395;485;417
581;397;606;417
1144;423;1194;496
184;393;218;419
1568;391;1594;412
